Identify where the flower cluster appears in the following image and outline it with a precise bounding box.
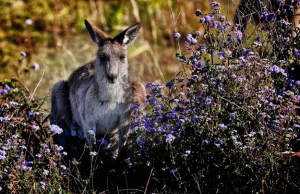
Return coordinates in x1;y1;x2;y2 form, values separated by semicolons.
128;1;300;193
0;79;70;193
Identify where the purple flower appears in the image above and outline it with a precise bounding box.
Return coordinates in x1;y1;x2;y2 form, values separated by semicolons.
236;30;243;40
256;35;261;42
49;124;63;135
177;77;184;82
31;125;39;131
166;133;175;143
230;112;236;118
267;13;275;21
261;12;268;22
218;15;226;22
185;34;197;45
210;21;220;28
137;138;145;145
31;62;39;71
0;86;10;95
293;48;300;58
218;123;227;129
130;103;141;110
169;169;175;174
146;82;153;88
210;1;221;7
202;139;209;144
56;145;64;151
147;97;157;105
193;115;201;122
199;17;205;23
166;81;174;87
272;65;280;73
40;181;46;190
190;37;197;45
97;138;109;147
60;165;67;170
25;161;33;166
20;51;27;57
205;98;212;106
195;9;203;16
197;45;206;52
204;15;214;23
25;19;32;25
174;32;181;40
42;169;49;175
185;34;193;42
169;112;176;119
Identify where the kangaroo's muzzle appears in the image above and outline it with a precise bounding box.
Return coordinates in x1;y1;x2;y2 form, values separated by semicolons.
106;64;118;83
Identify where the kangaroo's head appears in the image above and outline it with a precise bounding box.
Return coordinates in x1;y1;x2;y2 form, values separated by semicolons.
84;20;141;84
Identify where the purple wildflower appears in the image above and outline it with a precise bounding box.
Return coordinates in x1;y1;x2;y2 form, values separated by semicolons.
166;133;175;143
195;9;203;16
256;35;262;42
25;19;32;25
210;21;220;28
49;124;63;135
31;62;39;71
205;98;212;106
210;1;221;7
20;51;27;57
218;15;226;22
272;65;280;73
174;32;181;40
267;13;276;21
169;169;175;174
0;86;10;95
146;82;153;88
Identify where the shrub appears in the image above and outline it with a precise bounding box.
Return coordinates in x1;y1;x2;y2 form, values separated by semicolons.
128;2;300;193
0;65;73;193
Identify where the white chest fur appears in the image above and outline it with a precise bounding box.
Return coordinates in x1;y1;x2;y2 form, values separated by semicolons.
82;81;130;136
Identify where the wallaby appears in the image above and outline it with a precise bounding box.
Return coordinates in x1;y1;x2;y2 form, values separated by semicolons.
234;0;300;37
50;20;146;160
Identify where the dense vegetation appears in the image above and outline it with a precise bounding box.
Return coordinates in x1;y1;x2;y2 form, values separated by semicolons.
1;0;300;193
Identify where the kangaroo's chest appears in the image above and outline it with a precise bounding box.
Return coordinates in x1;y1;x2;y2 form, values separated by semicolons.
91;101;126;135
83;83;130;135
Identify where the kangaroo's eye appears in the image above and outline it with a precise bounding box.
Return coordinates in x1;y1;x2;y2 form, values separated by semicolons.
120;56;126;60
99;54;106;60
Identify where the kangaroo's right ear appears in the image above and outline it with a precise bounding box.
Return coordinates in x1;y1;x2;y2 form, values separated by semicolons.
84;20;108;45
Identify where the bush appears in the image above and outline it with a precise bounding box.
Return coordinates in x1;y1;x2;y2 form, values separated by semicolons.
0;65;75;193
128;1;300;193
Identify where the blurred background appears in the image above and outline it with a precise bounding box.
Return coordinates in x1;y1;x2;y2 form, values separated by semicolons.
0;0;239;104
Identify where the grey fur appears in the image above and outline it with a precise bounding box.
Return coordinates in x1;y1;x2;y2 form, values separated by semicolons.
51;20;146;159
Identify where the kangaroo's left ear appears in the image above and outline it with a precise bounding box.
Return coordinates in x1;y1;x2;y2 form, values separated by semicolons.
84;20;108;45
115;22;142;46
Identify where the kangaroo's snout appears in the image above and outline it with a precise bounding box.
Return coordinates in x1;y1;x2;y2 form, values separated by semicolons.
106;64;118;83
106;72;118;83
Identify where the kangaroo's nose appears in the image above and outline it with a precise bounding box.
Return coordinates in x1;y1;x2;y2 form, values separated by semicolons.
107;73;118;83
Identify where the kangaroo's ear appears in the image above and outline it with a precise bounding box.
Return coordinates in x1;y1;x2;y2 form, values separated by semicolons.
115;22;142;46
84;20;108;45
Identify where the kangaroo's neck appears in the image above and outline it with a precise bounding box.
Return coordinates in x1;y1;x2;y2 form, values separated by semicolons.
93;73;130;102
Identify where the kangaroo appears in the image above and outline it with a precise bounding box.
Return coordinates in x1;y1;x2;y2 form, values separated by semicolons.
50;20;146;160
234;0;300;37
